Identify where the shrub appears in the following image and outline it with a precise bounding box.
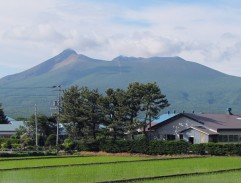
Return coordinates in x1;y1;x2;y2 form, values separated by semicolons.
97;140;189;155
77;139;100;152
63;138;76;152
45;134;56;146
190;143;241;156
130;139;149;154
11;143;21;150
21;137;34;147
191;144;206;155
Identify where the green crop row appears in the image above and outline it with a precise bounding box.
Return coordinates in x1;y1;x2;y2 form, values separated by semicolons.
1;157;241;183
0;156;147;169
133;170;241;183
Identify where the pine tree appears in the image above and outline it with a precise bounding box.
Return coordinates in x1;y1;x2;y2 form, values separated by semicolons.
60;85;84;140
80;87;104;140
102;88;129;140
0;103;9;124
140;82;170;135
126;82;143;139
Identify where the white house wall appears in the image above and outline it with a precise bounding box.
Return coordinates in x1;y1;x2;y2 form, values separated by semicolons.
153;116;202;140
182;128;209;144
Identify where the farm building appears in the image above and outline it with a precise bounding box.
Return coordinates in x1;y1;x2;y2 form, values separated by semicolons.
0;117;24;137
149;109;241;144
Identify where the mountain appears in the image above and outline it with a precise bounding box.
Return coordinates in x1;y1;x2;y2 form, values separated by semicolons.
0;49;241;118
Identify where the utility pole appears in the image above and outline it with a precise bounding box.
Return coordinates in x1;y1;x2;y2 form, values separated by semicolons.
52;85;62;146
35;104;38;147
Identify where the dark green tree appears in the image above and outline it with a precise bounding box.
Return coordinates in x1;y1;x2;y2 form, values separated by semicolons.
102;88;129;140
60;85;84;140
0;103;9;124
126;82;143;139
140;82;170;135
80;87;104;140
45;134;57;146
22;114;57;145
29;114;57;138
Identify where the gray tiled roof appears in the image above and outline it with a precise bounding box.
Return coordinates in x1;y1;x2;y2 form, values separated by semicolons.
184;113;241;130
0;117;24;132
191;126;218;135
179;126;219;135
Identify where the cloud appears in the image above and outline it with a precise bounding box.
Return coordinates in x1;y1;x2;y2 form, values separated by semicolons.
0;0;241;77
3;24;65;42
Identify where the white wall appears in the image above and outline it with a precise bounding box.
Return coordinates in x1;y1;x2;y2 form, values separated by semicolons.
153;116;202;140
182;128;209;144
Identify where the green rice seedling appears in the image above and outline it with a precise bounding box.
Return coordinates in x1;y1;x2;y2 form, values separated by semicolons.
0;157;241;183
0;156;148;169
132;171;241;183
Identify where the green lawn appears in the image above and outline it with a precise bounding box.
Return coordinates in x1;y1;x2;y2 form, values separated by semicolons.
0;157;241;183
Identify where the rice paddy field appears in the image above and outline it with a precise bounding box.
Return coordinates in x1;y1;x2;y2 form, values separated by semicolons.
0;155;241;183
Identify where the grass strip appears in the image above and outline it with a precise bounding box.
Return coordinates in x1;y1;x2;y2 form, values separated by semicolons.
0;156;205;171
95;168;241;183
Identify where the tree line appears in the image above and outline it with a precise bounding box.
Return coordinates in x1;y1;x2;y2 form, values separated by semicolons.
0;82;169;147
60;82;169;141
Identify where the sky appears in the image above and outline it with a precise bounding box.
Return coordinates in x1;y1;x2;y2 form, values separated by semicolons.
1;0;241;78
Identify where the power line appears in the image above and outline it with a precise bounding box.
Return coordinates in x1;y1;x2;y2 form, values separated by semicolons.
0;86;60;89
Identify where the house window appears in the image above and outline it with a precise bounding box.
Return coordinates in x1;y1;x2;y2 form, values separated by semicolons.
219;135;239;142
210;136;218;142
165;134;175;140
223;135;228;142
218;135;228;142
229;135;234;142
234;135;238;142
179;134;183;140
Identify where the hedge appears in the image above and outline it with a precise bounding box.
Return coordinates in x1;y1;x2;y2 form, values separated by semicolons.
4;137;241;156
77;140;241;156
190;143;241;156
77;139;189;155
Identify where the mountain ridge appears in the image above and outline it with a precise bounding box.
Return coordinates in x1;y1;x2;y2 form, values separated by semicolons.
0;49;241;117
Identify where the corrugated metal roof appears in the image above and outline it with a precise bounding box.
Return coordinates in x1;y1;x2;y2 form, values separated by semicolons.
152;113;178;123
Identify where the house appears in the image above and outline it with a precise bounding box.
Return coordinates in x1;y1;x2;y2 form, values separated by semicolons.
149;110;241;144
0;117;24;137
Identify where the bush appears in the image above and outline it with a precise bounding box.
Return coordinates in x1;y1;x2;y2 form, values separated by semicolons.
11;143;21;150
77;139;100;152
190;143;241;156
130;139;149;154
63;138;76;152
45;134;56;146
99;140;132;153
97;140;189;155
191;144;206;155
145;140;189;155
21;137;34;147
